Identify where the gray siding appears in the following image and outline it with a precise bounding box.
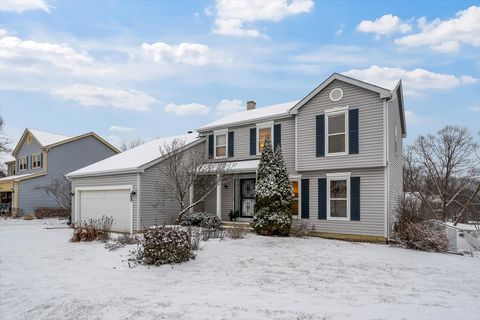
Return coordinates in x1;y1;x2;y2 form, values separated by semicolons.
300;168;386;237
387;95;404;237
203;117;297;175
71;173;138;230
18;136;117;214
296;79;385;171
202;175;235;220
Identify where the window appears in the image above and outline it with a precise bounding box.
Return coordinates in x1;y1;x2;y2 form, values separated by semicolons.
214;130;227;158
327;173;350;220
291;181;299;216
18;157;27;171
326;108;348;156
256;121;273;154
32;153;41;168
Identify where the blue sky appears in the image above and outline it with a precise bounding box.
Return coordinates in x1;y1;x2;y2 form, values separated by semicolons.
0;0;479;150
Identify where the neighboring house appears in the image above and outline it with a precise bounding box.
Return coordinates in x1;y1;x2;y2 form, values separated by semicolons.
67;73;406;241
0;129;119;215
66;133;201;233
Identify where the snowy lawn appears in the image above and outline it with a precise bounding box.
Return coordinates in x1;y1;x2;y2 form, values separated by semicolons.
1;219;479;320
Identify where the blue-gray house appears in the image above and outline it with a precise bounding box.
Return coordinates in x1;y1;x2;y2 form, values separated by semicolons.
0;128;119;215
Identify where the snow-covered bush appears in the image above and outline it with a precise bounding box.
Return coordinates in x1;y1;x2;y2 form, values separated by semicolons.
394;220;448;252
225;225;248;239
180;212;222;229
251;138;293;236
290;220;313;238
133;226;195;265
70;216;113;242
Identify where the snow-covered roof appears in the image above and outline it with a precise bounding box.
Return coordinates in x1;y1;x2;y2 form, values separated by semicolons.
28;129;71;146
198;101;298;132
2;154;15;163
67;132;201;178
0;172;37;182
198;159;260;174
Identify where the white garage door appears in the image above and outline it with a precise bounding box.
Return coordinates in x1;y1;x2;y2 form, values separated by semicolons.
78;188;132;233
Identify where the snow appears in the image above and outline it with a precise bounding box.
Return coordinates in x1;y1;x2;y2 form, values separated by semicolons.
0;172;37;182
198;101;298;131
1;154;15;163
28;129;71;146
199;159;260;173
1;219;479;320
67;132;201;177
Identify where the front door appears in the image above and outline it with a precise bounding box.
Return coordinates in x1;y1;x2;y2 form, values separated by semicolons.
240;179;255;217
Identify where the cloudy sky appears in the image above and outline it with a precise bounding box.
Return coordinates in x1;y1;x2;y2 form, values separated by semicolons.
1;0;479;149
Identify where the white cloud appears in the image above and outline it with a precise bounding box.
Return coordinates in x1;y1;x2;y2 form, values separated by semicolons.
357;14;412;36
0;0;50;13
141;42;211;66
343;65;478;95
109;125;134;132
164;103;210;116
216;99;243;115
470;106;480;112
51;84;158;111
395;6;480;53
213;0;314;37
405;110;429;126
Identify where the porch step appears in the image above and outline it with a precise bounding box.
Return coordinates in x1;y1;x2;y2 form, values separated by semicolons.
221;221;253;230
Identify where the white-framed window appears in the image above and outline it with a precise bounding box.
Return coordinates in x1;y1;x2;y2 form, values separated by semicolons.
32;153;41;168
327;172;350;220
18;156;27;171
291;180;299;216
256;121;273;154
325;107;349;156
214;129;227;158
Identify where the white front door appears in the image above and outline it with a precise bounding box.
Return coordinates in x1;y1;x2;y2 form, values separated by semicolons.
78;188;132;233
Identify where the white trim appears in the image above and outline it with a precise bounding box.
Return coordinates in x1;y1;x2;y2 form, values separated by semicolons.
324;105;349;114
294;115;298;172
75;185;134;235
216;174;222;219
329;88;344;102
384;166;389;239
137;173;141;232
326;173;351;221
383;99;388;166
326;172;351;178
213;129;228;159
325;109;349;157
189;184;194;214
256;121;273;155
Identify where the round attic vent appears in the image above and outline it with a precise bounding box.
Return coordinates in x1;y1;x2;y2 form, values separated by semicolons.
329;88;343;102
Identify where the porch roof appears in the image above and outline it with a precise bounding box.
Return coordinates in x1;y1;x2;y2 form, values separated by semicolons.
0;173;37;182
198;159;259;174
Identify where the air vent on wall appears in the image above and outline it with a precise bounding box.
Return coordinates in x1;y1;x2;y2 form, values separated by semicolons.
329;88;343;102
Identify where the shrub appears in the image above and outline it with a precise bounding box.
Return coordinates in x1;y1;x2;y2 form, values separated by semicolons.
394;220;448;252
290;220;313;238
132;226;195;265
201;228;226;241
23;214;35;220
225;225;248;239
34;208;70;219
104;234;140;251
70;216;114;242
180;212;222;229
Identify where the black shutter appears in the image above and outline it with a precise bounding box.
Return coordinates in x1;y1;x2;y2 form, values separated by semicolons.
318;178;327;220
349;109;359;154
208;134;214;159
40;153;43;168
273;124;281;150
316;115;325;157
249;128;256;155
301;179;309;219
228;131;234;158
27;156;30;169
351;177;360;221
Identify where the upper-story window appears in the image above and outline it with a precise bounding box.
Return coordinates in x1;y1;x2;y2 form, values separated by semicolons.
325;107;348;156
32;153;42;168
18;157;27;171
214;130;227;158
257;121;273;154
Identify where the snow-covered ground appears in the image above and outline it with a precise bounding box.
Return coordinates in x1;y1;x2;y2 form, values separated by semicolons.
1;219;479;320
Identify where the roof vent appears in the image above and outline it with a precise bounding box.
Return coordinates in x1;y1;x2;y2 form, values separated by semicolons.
187;130;193;134
329;88;343;102
247;100;256;110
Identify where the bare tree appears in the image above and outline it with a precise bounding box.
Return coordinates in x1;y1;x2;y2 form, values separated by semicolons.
404;126;480;223
36;176;72;211
0;115;11;154
156;138;231;222
120;137;145;152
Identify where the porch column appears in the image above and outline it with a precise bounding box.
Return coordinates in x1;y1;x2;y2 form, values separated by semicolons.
216;174;222;219
189;184;194;214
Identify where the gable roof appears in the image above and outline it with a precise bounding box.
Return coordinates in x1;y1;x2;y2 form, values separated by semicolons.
12;128;119;156
289;73;392;114
66;132;202;178
197;101;298;132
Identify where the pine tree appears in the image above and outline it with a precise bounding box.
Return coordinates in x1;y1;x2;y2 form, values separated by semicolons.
251;137;293;236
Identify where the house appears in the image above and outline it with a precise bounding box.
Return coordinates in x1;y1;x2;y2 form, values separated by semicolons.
67;73;405;241
0;129;119;215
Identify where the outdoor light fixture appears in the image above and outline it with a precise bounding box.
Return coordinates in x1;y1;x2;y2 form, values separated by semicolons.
224;184;228;189
70;192;75;197
130;190;136;202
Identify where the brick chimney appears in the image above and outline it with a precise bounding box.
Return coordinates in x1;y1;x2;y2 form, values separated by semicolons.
247;100;256;111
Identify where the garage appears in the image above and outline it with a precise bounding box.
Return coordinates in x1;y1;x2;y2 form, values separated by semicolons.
76;186;132;233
